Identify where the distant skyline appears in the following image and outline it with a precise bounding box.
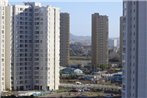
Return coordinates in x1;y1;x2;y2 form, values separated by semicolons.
10;0;122;38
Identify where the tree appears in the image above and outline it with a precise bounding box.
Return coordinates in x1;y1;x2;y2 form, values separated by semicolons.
98;64;109;71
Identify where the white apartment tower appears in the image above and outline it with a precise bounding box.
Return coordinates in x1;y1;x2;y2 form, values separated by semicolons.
0;0;8;6
12;2;60;91
0;0;12;92
122;1;147;98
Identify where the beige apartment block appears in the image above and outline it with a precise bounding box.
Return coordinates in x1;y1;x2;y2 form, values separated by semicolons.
60;13;70;67
92;13;109;70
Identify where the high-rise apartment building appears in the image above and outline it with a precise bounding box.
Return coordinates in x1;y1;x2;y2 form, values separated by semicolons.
120;16;125;66
11;2;60;91
109;38;119;49
60;13;70;67
0;0;60;92
0;0;12;92
92;13;108;70
0;0;8;6
0;1;60;92
122;1;147;98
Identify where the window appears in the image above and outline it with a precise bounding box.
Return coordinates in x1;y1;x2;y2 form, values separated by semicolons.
20;31;23;34
25;13;28;16
35;53;39;56
20;44;23;47
25;53;27;56
20;58;23;61
20;17;24;20
35;44;39;48
123;48;126;53
25;44;28;47
20;40;24;43
35;31;39;34
25;49;28;52
35;40;39;43
34;49;39;52
35;26;39;30
20;63;23;66
29;40;32;43
35;67;39;70
29;13;32;16
34;58;39;61
25;58;27;61
25;22;28;25
20;72;23;75
35;36;39;39
35;22;39;25
25;26;28;29
20;22;23;25
20;81;23;84
1;58;4;62
20;49;24;52
35;80;39;83
20;54;23;56
20;8;23;11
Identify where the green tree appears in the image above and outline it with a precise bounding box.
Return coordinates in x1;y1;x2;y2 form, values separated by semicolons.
98;64;109;71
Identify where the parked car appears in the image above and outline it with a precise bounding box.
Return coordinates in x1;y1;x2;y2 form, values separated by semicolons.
75;81;82;85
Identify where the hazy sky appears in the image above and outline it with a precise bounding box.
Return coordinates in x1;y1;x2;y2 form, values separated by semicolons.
10;0;122;38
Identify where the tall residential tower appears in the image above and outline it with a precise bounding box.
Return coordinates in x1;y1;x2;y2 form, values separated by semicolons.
92;13;108;70
120;16;125;66
122;1;147;98
12;2;60;91
60;13;70;67
0;0;12;92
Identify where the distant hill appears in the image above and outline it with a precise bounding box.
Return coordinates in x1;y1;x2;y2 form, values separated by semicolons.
70;34;91;46
70;33;119;47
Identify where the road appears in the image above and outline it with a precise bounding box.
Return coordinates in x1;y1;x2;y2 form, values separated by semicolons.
60;83;121;91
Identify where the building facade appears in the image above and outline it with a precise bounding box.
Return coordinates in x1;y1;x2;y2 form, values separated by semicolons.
0;0;8;6
0;1;60;92
92;13;108;70
120;16;125;66
0;0;7;92
60;13;70;67
109;38;119;50
0;0;12;92
122;1;147;98
12;2;60;91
